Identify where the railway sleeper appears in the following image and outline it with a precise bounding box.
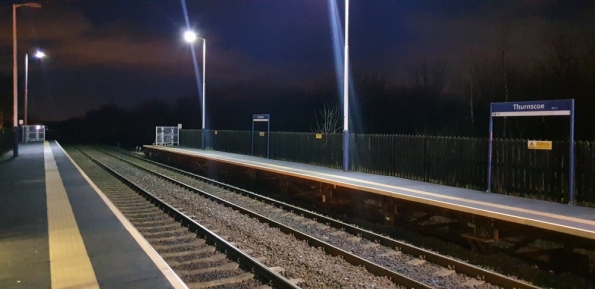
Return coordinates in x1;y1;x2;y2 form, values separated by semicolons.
155;240;207;252
142;227;190;238
137;222;185;233
170;252;228;266
162;246;216;258
193;272;255;289
128;215;169;224
176;262;239;275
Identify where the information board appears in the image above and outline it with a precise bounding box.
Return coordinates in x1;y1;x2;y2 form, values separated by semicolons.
487;99;575;204
251;114;270;158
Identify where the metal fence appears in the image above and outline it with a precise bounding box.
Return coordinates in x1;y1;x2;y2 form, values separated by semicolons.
155;126;179;145
23;125;46;143
179;129;595;205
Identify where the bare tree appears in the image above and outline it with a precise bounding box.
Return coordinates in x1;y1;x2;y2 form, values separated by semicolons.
311;103;342;134
411;58;448;96
496;22;512;137
469;78;475;133
409;58;449;134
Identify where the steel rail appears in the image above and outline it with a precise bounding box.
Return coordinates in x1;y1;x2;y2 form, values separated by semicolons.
78;148;300;289
110;147;540;289
99;148;433;289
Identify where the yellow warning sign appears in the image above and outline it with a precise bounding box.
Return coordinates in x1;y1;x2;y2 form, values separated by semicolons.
528;140;552;150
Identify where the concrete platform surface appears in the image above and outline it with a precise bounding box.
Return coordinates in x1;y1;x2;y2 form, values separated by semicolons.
0;142;186;289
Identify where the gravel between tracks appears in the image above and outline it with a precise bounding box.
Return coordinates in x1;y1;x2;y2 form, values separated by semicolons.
76;148;595;289
70;150;265;288
93;150;513;288
93;153;401;289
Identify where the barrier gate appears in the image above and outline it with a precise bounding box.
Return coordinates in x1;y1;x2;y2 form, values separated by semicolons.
155;126;179;145
23;125;45;143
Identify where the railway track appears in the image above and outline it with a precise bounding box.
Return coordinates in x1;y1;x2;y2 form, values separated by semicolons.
67;148;299;289
80;146;540;289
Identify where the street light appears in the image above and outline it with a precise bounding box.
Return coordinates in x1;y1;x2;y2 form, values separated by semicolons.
184;30;197;43
13;2;42;157
342;0;350;172
184;30;207;150
25;50;45;126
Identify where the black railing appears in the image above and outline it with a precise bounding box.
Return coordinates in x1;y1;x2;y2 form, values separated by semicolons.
0;129;14;157
179;129;595;206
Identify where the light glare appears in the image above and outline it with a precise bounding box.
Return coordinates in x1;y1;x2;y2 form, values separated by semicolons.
34;51;45;58
184;31;197;43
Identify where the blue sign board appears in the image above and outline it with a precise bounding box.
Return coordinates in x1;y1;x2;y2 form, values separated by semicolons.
253;114;270;122
491;99;572;117
487;99;576;205
251;114;270;158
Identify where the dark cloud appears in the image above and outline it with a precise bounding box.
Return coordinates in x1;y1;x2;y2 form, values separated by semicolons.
1;1;594;121
0;2;282;80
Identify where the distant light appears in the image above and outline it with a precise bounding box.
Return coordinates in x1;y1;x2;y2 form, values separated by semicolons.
35;125;41;130
184;30;197;43
34;51;45;58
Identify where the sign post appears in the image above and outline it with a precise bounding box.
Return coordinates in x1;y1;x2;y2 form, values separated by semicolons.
487;99;575;204
251;114;270;158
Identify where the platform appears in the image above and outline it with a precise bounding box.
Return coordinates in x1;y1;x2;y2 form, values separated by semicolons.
0;141;186;289
144;145;595;241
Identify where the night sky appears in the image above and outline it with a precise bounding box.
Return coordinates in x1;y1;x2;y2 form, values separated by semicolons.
1;0;594;129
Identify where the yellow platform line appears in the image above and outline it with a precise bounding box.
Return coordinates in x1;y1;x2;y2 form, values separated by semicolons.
56;142;187;289
45;141;99;289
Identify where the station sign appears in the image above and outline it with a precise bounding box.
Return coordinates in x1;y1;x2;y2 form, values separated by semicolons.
492;100;572;117
253;114;270;122
488;98;576;204
251;114;270;158
527;140;552;150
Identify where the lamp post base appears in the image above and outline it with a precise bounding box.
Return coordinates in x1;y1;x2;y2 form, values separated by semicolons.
12;126;19;157
342;130;349;172
201;129;206;150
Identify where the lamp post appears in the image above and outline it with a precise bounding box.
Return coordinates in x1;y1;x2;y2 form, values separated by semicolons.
342;0;350;172
12;2;42;157
184;30;207;150
25;50;45;126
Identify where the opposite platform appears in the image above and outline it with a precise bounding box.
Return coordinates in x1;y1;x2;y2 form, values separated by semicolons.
145;145;595;241
0;141;186;289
